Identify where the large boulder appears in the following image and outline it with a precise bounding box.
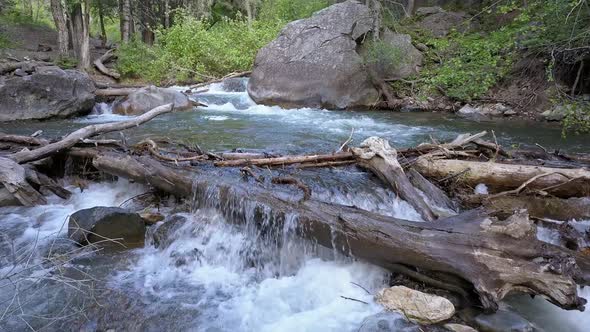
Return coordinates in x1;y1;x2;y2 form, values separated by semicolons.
247;0;380;109
376;286;455;325
0;66;95;121
113;86;192;115
68;207;146;247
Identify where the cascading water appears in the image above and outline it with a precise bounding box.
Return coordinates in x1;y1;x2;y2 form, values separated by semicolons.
1;78;589;331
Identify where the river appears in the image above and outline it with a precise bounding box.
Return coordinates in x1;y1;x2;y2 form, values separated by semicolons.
0;79;589;331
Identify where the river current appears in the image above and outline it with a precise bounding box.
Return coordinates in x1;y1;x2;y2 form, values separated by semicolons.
0;79;589;331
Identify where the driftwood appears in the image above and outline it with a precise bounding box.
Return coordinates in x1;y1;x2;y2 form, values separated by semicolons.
413;158;590;198
71;150;589;312
0;134;49;146
95;87;138;97
10;104;175;164
93;49;121;79
353;137;437;222
408;168;456;213
214;152;354;167
189;70;252;90
0;158;47;206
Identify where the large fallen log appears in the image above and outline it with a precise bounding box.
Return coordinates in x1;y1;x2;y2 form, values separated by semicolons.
77;149;589;312
0;158;47;206
214;152;354;167
413;158;590;198
93;49;121;79
353;137;437;222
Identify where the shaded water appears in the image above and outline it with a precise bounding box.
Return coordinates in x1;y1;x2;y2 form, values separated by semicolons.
1;79;589;331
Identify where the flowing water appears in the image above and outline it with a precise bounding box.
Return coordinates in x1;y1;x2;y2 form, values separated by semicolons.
1;79;589;331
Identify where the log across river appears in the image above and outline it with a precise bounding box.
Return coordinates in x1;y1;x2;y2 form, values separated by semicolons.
1;79;590;331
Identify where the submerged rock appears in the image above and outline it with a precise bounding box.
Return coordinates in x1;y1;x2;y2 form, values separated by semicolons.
358;312;422;332
0;66;95;121
68;207;146;247
113;86;192;115
474;310;534;332
151;214;189;249
376;286;455;324
248;0;379;109
444;323;479;332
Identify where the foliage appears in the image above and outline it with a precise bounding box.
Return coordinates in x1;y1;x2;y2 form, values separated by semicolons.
361;39;406;74
117;0;330;83
55;56;79;69
0;31;10;48
0;1;54;28
562;99;590;136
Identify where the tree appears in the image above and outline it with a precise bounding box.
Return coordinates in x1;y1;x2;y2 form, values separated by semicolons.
50;0;69;57
70;0;91;69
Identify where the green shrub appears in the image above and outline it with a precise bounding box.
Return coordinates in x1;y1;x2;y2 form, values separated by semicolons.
362;40;407;74
562;99;590;136
0;32;10;48
258;0;329;22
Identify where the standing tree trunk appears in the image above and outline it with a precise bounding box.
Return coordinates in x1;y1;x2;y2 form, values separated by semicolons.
49;0;69;57
70;1;91;70
245;0;253;28
97;0;107;48
164;0;170;28
23;0;33;16
406;0;415;17
121;0;132;43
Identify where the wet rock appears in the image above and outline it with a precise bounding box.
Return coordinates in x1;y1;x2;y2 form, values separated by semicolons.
68;207;146;247
170;248;203;267
444;323;479;332
458;103;511;117
541;105;570;121
361;29;423;80
151;214;189;249
113;86;192;115
358;312;422;332
376;286;455;324
474;310;534;332
221;78;247;92
0;187;20;207
0;67;95;121
248;0;379;109
13;68;28;77
140;212;165;226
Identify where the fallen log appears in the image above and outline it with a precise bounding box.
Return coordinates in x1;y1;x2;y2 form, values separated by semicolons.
0;134;49;146
81;150;589;312
408;168;456;213
93;49;121;79
10;104;175;164
353;137;437;222
95;87;138;97
413;158;590;198
214;152;354;167
0;158;46;206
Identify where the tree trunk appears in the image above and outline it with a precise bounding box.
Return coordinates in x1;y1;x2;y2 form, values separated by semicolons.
97;0;107;48
406;0;415;17
49;0;69;57
164;0;170;28
121;0;132;43
70;1;91;70
413;158;590;198
78;150;589;313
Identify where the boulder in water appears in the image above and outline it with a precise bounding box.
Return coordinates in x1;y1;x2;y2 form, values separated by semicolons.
247;0;379;109
68;207;146;247
376;286;455;324
151;214;189;249
113;86;192;115
0;66;95;121
444;323;479;332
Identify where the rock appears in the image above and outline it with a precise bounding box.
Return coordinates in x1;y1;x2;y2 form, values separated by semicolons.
0;187;20;207
68;207;146;247
420;11;471;37
458;104;509;117
474;310;534;332
221;78;248;92
444;323;479;332
358;312;422;332
140;212;165;226
416;6;445;16
113;86;192;115
150;214;189;249
13;68;27;77
415;42;430;52
361;29;423;80
248;0;379;109
376;286;455;325
541;105;570;121
503;109;517;116
0;67;95;121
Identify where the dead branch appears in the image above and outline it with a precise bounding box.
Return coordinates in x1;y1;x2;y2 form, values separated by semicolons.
93;49;120;79
272;176;312;201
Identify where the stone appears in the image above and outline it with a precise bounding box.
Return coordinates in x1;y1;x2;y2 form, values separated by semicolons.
113;86;193;115
140;212;165;226
0;187;20;207
376;286;455;325
68;207;146;247
444;323;479;332
458;104;509;117
474;310;534;332
0;67;95;121
360;29;423;80
221;78;248;92
13;68;27;77
358;312;422;332
247;0;379;109
151;214;189;249
503;109;517;116
415;42;429;52
541;105;570;121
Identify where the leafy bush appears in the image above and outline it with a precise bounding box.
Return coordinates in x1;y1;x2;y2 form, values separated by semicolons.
258;0;329;22
562;99;590;136
362;40;407;75
0;31;10;48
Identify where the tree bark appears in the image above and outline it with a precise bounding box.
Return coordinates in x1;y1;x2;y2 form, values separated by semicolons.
97;0;107;48
78;150;589;313
49;0;69;57
121;0;132;43
214;152;354;167
413;158;590;198
70;1;91;70
94;49;121;79
353;137;437;222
